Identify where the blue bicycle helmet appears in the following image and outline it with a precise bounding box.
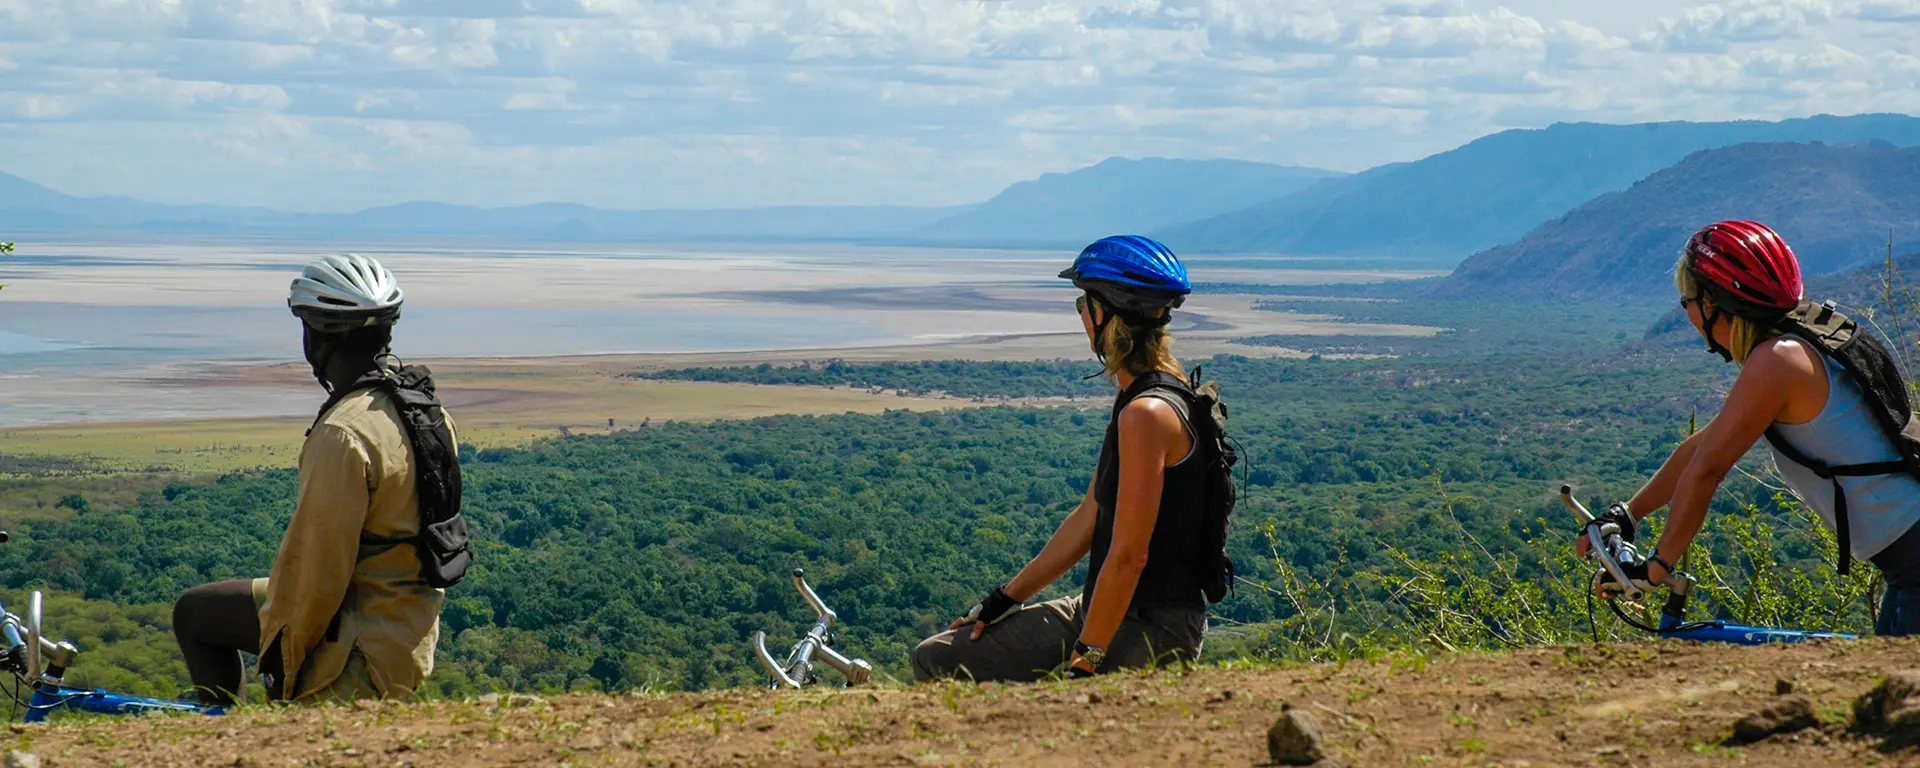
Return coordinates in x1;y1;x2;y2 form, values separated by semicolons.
1058;235;1191;313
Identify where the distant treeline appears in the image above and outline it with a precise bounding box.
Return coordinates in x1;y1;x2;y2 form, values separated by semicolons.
639;359;1119;399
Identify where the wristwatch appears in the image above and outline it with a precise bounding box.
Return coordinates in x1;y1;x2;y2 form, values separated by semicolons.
1073;641;1106;668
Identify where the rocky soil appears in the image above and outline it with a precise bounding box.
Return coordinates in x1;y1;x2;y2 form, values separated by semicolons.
15;640;1920;766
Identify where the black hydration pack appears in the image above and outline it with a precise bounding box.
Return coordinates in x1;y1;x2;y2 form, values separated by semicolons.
315;364;470;589
1762;301;1920;574
1131;366;1241;603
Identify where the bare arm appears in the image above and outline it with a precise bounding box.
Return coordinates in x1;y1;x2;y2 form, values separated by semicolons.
1648;343;1811;579
948;480;1097;638
1626;429;1709;520
1002;486;1097;601
1076;398;1184;659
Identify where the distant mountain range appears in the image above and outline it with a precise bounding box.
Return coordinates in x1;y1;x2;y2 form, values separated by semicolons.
912;158;1340;245
1161;113;1920;260
0;172;963;242
1443;141;1920;299
10;113;1920;263
0;157;1337;245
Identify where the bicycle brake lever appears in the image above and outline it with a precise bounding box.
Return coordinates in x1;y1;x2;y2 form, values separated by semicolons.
1565;485;1646;601
753;631;803;689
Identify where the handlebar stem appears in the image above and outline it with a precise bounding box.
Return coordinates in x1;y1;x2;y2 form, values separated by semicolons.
752;569;871;689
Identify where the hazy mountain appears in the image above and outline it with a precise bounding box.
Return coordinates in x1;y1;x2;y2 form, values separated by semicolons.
1444;141;1920;299
1161;113;1920;261
0;171;960;242
914;157;1342;244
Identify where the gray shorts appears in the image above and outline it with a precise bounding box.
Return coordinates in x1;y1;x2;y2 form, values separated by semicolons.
911;594;1205;683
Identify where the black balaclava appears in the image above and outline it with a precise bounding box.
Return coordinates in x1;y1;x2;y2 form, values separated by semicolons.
302;323;392;392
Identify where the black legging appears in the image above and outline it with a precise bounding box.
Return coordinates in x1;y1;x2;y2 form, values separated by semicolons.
172;580;260;706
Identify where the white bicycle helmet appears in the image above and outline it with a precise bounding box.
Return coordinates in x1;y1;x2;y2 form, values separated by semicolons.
288;253;404;333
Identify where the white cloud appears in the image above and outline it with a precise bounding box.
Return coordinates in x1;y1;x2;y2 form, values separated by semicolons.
0;0;1915;210
1856;0;1920;22
1640;0;1839;51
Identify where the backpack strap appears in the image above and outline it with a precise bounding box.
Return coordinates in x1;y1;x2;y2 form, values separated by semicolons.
1764;428;1906;574
307;371;391;435
1765;306;1915;574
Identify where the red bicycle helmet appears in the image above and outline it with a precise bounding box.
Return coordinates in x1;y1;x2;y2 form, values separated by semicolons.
1682;220;1803;320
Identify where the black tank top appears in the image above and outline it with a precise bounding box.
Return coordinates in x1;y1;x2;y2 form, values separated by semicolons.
1082;374;1208;611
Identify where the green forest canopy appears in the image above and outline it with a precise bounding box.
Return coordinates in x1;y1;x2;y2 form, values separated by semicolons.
0;298;1867;698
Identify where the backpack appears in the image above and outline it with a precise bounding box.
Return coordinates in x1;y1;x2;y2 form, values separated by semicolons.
1762;300;1920;574
314;364;471;589
1131;366;1241;603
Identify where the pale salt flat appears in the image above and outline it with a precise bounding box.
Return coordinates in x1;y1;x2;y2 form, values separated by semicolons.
0;241;1441;426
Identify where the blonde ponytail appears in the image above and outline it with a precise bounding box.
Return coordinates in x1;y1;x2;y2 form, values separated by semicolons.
1099;309;1185;383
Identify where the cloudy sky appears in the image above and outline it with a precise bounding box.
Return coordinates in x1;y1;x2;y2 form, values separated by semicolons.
1;0;1918;212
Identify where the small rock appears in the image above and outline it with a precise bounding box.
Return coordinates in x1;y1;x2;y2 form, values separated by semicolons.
475;692;502;706
1854;670;1920;738
5;752;38;768
1776;679;1796;696
1267;708;1326;766
1731;694;1818;743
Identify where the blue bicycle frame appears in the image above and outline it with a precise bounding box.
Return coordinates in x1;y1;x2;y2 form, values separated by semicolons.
1562;485;1858;646
0;589;224;723
1644;575;1856;645
22;685;225;723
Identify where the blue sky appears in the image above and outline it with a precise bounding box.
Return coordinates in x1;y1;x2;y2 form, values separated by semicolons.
1;0;1917;211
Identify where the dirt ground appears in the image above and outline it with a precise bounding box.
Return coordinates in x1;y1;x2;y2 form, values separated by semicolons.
16;640;1920;767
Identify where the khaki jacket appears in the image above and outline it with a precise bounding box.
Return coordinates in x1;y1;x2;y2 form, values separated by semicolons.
258;388;453;701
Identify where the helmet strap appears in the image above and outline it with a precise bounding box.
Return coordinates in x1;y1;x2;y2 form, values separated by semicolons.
1079;293;1117;380
1701;305;1734;363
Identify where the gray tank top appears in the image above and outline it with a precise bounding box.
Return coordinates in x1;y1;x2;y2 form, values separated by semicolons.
1769;352;1920;561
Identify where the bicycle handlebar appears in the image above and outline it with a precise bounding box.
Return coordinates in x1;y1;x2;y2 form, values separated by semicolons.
791;568;837;626
752;568;871;689
1559;485;1651;601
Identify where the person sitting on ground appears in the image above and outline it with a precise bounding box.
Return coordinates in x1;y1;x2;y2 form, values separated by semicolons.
913;235;1209;682
172;253;455;703
1581;220;1920;636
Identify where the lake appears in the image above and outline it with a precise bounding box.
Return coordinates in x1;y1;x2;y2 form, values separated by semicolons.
0;241;1438;425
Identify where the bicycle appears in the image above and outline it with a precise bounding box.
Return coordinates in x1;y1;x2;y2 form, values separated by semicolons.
1562;485;1855;645
751;568;873;689
0;533;226;722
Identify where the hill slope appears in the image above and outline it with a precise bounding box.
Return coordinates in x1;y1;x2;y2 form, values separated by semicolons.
916;157;1341;244
1162;113;1920;260
1445;141;1920;299
1643;252;1920;349
18;642;1918;766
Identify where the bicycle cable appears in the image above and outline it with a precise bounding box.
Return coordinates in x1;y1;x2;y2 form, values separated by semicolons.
1605;597;1719;635
4;673;18;721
